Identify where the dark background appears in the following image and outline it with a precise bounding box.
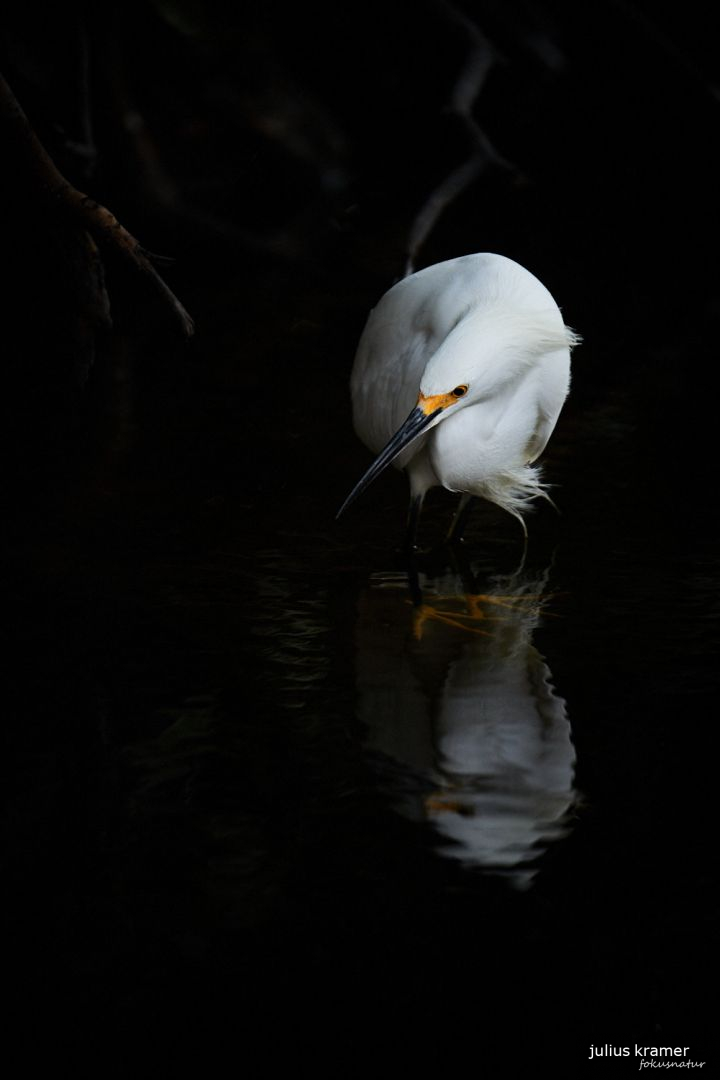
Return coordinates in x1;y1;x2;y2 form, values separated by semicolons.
2;1;718;1074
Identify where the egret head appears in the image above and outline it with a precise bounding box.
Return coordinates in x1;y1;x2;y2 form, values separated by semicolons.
418;382;469;415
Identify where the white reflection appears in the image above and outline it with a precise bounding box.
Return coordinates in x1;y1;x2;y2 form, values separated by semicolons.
356;567;576;887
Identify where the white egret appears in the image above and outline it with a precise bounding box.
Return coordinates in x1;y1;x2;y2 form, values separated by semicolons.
337;253;579;546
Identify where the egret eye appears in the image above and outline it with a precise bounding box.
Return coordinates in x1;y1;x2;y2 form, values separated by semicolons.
452;385;468;398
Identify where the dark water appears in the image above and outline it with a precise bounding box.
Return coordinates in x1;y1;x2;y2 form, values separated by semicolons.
5;261;718;1075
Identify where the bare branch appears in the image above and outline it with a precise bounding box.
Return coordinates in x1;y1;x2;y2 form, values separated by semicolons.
0;70;194;338
403;157;486;280
403;1;517;277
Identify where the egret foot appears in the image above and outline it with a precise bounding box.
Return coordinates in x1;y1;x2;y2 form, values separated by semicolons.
425;793;474;817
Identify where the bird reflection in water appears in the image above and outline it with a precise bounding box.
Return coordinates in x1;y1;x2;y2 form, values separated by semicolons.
356;564;576;888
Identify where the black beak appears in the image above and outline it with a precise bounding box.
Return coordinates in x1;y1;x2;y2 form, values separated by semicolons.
337;405;442;518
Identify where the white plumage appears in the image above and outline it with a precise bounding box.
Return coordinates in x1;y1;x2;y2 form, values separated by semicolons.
339;253;579;540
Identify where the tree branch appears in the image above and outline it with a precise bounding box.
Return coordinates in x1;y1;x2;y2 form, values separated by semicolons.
0;70;194;338
403;1;516;277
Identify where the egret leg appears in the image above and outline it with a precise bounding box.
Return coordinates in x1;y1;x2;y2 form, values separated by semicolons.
404;494;424;604
406;550;424;607
447;539;478;596
511;531;529;579
404;493;424;554
446;493;476;543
